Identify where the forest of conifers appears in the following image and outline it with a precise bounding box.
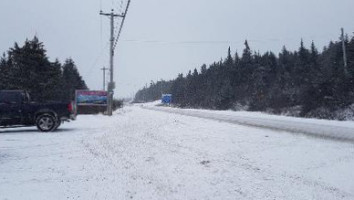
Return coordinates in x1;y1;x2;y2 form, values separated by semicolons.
0;37;87;102
135;36;354;120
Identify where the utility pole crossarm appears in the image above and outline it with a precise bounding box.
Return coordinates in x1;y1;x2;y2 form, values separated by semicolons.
99;10;125;18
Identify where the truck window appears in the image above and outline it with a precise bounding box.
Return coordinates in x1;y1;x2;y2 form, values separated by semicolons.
0;92;21;104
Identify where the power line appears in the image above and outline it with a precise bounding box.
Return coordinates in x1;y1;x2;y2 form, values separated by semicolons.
113;1;124;35
100;0;103;49
119;0;124;13
120;39;243;45
85;41;110;78
113;0;131;51
118;34;354;46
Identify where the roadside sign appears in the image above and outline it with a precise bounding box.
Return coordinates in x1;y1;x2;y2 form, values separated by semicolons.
162;94;172;104
76;90;108;106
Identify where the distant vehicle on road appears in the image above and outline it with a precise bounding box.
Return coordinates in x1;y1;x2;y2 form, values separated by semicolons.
0;90;76;132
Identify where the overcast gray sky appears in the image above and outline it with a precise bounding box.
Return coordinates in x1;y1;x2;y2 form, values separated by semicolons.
1;0;354;98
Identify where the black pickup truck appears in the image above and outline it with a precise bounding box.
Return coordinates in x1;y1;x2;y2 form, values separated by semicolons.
0;90;76;132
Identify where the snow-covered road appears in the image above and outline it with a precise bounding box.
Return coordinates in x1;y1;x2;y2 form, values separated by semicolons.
1;105;354;200
144;105;354;142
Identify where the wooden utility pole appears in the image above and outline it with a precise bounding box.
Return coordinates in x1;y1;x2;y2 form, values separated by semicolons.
100;9;124;116
341;28;348;76
99;0;131;115
101;67;108;91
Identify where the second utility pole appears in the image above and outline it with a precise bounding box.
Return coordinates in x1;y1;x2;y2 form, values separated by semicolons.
101;67;108;91
341;28;348;76
100;9;124;116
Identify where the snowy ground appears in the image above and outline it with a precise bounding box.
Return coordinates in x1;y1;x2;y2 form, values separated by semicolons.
1;104;354;200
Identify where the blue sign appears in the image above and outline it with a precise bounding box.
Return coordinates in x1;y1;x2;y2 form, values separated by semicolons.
161;94;172;104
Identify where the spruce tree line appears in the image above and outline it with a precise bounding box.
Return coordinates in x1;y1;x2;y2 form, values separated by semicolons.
0;37;87;102
135;35;354;119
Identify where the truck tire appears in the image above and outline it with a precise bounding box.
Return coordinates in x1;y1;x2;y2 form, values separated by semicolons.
36;114;56;132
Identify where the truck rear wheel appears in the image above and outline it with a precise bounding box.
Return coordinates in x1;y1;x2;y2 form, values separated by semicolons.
36;114;56;132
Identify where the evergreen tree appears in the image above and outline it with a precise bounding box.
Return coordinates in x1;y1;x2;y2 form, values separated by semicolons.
62;59;88;101
0;36;88;102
